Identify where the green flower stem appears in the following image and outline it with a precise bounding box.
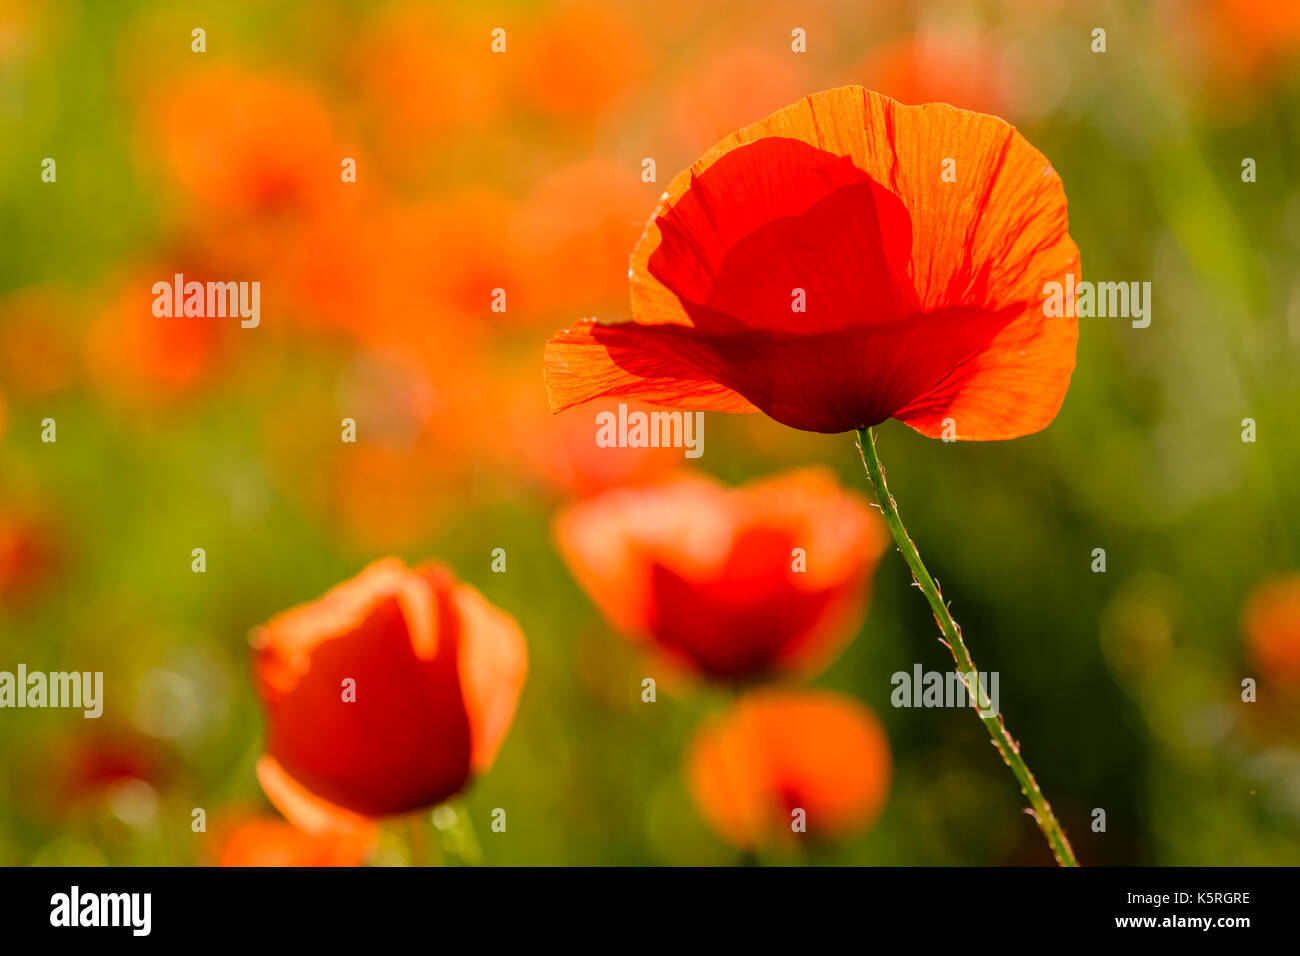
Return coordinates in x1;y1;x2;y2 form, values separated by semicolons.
855;427;1079;867
406;813;438;867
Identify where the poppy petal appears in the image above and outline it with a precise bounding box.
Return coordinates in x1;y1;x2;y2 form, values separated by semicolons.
256;755;378;838
555;468;884;682
251;558;438;700
446;580;528;773
543;318;757;415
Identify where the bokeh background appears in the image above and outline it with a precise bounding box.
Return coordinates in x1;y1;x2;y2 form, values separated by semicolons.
2;0;1300;865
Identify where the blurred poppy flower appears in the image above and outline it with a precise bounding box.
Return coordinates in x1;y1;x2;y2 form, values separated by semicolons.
141;65;341;223
0;285;78;399
513;158;655;319
510;396;687;498
0;508;65;606
555;468;886;682
1166;0;1300;93
1244;575;1300;686
214;814;374;867
494;351;685;496
24;728;172;826
686;688;891;850
86;266;229;401
251;559;527;828
351;1;505;181
544;85;1079;439
516;1;647;124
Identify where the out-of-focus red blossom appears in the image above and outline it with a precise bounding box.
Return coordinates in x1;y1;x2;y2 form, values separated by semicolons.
686;689;891;850
214;814;374;867
0;286;78;399
513;158;655;318
279;195;502;349
496;356;683;495
251;559;527;829
1169;0;1300;90
419;191;522;331
351;1;504;178
857;31;1016;117
516;1;647;123
544;85;1080;440
555;468;886;682
86;267;228;400
141;65;340;223
1244;575;1300;686
0;509;65;606
43;730;171;814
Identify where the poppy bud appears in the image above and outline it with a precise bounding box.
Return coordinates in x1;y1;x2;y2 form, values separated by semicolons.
251;559;526;828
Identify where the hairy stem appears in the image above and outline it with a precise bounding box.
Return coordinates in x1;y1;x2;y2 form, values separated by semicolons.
856;427;1078;867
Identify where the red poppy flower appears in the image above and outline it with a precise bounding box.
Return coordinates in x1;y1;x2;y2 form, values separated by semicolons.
515;1;647;123
1244;575;1300;687
544;85;1079;439
251;559;527;829
214;814;374;867
554;468;886;682
141;65;340;222
686;689;891;850
0;508;65;607
86;266;228;401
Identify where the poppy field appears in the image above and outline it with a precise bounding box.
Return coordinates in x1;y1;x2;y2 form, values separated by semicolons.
1;0;1299;870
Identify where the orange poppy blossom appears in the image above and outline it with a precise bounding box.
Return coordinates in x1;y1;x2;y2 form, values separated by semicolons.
0;285;78;400
250;559;526;831
513;158;657;322
686;688;891;851
514;0;647;125
543;86;1081;865
1167;0;1300;95
350;0;507;183
544;85;1079;440
141;65;341;224
1243;575;1300;687
86;265;230;402
213;814;374;867
554;468;886;682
